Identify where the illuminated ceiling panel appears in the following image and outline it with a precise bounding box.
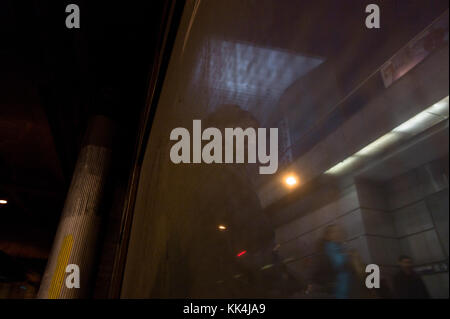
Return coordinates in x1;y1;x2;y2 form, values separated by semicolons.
192;39;324;124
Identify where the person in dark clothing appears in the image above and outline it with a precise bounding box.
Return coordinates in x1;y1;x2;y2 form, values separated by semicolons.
393;255;430;299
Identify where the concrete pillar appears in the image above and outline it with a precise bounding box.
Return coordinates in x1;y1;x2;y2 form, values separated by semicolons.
38;115;114;299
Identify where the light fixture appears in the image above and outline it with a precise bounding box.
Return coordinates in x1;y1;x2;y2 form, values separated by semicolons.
218;225;227;231
426;96;449;118
325;156;359;175
0;199;7;205
284;175;298;187
393;96;449;135
392;111;441;135
325;95;449;176
355;132;400;157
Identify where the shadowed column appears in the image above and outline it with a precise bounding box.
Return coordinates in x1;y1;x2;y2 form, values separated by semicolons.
38;115;114;299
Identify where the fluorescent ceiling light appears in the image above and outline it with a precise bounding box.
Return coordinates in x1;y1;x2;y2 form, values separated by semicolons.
325;156;359;175
393;112;442;134
355;132;401;156
394;96;449;134
325;95;449;176
426;96;449;118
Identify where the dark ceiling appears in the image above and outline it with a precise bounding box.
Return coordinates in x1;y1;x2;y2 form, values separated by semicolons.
0;1;169;261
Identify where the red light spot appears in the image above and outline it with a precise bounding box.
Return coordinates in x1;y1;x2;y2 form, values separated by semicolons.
237;250;247;257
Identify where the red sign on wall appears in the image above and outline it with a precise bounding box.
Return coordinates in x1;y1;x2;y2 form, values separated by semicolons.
381;12;448;88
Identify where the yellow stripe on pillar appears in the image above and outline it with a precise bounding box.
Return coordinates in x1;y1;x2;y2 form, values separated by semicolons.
48;234;74;299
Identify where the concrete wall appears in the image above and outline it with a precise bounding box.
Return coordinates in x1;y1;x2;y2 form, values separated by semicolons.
274;157;449;298
385;158;449;298
274;184;369;285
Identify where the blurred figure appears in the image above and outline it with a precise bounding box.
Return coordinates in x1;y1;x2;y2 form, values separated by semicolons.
393;255;429;299
347;248;377;298
313;224;355;298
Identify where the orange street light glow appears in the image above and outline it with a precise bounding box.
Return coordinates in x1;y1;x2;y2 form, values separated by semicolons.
0;199;7;205
285;175;298;187
218;225;227;230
